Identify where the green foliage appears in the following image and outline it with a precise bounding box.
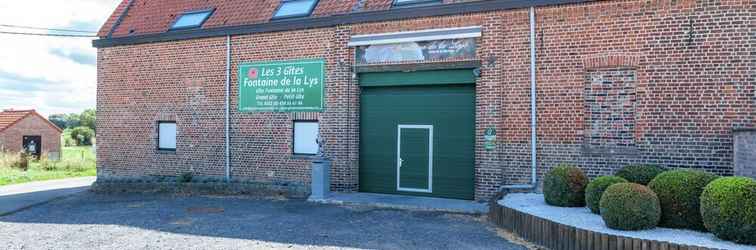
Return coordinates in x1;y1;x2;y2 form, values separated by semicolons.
599;183;661;230
63;136;76;147
648;169;719;230
48;114;67;130
0;147;95;186
79;109;96;131
70;126;95;146
49;109;95;130
700;177;756;245
543;164;588;207
585;176;628;214
615;164;665;185
64;113;81;128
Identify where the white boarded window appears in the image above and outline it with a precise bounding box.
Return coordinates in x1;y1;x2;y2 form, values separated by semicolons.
294;121;319;155
158;122;177;150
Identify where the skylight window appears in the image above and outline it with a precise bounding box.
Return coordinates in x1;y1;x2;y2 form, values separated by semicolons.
272;0;318;19
170;9;214;30
392;0;441;7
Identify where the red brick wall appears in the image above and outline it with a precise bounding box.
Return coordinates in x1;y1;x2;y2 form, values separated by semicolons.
96;0;754;200
0;115;62;158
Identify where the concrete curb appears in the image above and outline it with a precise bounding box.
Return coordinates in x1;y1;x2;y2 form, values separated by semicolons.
309;193;489;214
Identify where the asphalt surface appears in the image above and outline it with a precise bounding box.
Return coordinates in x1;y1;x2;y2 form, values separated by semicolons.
0;177;95;216
0;192;526;250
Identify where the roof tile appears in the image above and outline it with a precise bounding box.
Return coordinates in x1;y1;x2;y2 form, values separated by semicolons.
0;110;34;132
99;0;472;38
0;109;63;133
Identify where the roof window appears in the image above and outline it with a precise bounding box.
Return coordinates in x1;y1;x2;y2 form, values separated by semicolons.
170;9;214;30
272;0;318;19
392;0;441;7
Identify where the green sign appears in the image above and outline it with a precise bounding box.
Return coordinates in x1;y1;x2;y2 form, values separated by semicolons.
484;127;497;151
238;59;325;112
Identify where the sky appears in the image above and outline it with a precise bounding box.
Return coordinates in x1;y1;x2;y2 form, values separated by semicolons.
0;0;121;117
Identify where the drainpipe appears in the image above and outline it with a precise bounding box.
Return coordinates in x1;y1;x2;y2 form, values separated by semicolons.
528;6;538;187
225;35;231;182
500;6;538;191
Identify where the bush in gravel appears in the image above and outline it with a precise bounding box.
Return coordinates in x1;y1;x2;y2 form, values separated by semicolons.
585;176;628;214
543;164;588;207
615;164;665;185
599;183;661;230
648;169;718;231
700;177;756;245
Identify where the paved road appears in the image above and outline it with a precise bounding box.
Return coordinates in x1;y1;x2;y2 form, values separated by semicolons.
0;192;525;250
0;176;96;216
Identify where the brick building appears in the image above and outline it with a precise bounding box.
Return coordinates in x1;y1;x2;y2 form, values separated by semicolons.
0;109;63;160
94;0;754;200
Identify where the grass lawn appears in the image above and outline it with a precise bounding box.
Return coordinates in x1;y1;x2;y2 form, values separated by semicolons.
0;146;96;186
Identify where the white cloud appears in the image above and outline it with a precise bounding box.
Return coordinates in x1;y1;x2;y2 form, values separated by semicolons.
0;0;120;117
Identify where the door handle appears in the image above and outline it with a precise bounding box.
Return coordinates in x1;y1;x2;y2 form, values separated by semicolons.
399;158;404;167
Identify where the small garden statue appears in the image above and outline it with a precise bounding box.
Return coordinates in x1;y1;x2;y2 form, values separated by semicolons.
316;135;327;159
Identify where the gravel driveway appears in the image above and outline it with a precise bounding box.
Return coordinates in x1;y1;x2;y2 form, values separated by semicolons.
0;192;525;250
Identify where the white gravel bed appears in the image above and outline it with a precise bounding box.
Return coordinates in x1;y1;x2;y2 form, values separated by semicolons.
499;193;755;250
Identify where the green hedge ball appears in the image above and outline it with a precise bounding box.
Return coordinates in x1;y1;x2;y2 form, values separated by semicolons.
700;177;756;245
543;164;588;207
615;164;665;185
648;169;718;231
585;176;628;214
599;183;661;231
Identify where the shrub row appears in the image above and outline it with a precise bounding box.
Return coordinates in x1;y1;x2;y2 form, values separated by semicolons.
543;163;756;245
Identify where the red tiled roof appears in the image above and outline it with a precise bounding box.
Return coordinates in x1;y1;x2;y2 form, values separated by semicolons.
0;109;63;133
100;0;362;38
97;0;132;37
97;0;477;38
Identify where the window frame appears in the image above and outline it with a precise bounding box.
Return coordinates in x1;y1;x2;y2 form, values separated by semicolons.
157;121;177;151
169;8;215;31
271;0;320;20
391;0;441;8
292;120;319;156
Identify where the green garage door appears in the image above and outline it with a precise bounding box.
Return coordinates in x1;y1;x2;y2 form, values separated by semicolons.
359;69;475;200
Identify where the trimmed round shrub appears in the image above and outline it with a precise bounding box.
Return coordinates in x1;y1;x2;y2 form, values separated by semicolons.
599;183;661;230
585;176;628;214
700;177;756;245
648;169;718;230
615;164;665;185
543;164;588;207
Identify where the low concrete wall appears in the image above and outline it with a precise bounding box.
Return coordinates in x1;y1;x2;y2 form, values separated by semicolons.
489;195;721;250
734;129;756;179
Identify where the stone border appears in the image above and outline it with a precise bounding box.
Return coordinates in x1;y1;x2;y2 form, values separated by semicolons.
488;194;721;250
91;181;308;198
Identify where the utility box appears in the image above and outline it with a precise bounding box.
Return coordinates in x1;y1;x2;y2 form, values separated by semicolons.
309;158;330;201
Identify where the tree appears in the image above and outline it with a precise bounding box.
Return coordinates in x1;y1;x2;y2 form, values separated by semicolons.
64;113;81;128
48;114;67;129
70;126;94;146
79;109;96;131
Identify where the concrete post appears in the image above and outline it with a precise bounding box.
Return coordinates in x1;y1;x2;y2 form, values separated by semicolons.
309;158;331;201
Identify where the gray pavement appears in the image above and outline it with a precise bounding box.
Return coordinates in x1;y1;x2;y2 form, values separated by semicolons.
314;192;489;214
0;192;525;250
0;176;95;216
